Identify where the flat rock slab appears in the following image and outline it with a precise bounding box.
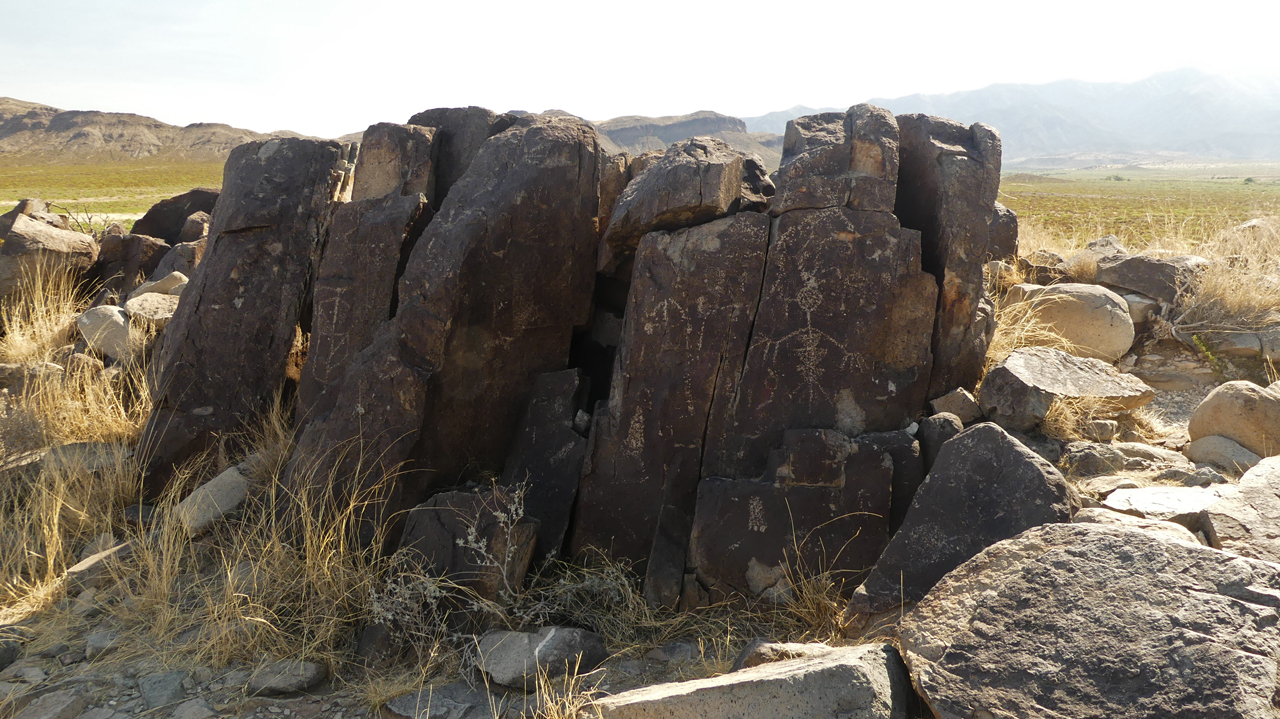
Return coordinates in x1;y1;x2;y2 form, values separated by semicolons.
1207;457;1280;563
246;660;325;696
1072;506;1200;544
847;423;1075;617
1095;253;1209;305
123;293;180;329
979;346;1156;432
593;643;910;719
173;465;249;537
1103;485;1234;542
12;686;90;719
899;523;1280;719
477;626;607;690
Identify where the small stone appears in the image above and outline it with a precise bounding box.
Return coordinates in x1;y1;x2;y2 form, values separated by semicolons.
76;307;130;360
170;700;216;719
174;466;249;537
12;687;90;719
71;588;101;618
85;631;120;661
928;388;983;424
644;641;700;664
128;272;188;300
139;671;189;708
731;640;838;672
1078;475;1140;497
246;660;325;697
65;543;133;595
1082;419;1119;442
123;294;181;330
477;627;608;691
1185;435;1262;476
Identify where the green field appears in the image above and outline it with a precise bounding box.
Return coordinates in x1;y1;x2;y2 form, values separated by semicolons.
999;164;1280;248
0;159;225;222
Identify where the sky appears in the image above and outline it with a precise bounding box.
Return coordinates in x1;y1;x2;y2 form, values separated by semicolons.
4;0;1280;138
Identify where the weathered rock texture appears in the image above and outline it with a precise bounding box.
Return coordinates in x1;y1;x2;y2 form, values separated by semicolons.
980;346;1156;432
1095;253;1210;305
594;643;911;719
297;123;436;422
899;523;1280;719
286;116;600;520
702;206;937;480
847;423;1076;617
571;213;769;596
498;369;589;562
405;106;503;206
138;138;350;497
131;188;219;243
477;627;607;690
0;214;98;298
770;104;899;215
1206;457;1280;563
1004;282;1136;362
597;136;771;278
987;201;1018;260
894;114;1001;399
689;429;894;603
1189;381;1280;458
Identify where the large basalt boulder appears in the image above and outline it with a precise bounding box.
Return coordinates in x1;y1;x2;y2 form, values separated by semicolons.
846;423;1076;618
96;233;169;297
701;206;937;481
593;643;912;719
0;214;99;298
894;114;1001;399
1189;381;1280;458
1095;253;1210;305
770;104;899;215
688;429;893;604
1004;282;1136;362
571;213;769;597
131;188;219;243
987;201;1018;260
899;523;1280;719
979;346;1156;432
286;116;600;520
138;138;350;497
405;106;503;206
498;369;589;563
397;488;538;602
597;136;772;278
297;123;437;422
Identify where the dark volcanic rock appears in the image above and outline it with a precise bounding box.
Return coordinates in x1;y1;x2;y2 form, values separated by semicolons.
131;188;219;243
406;106;501;207
857;430;925;537
499;369;589;563
596;136;771;278
917;412;963;476
987;201;1018;260
846;423;1076;618
702;206;937;481
286;116;600;522
894;114;1001;399
571;212;769;597
298;122;437;423
138;138;350;497
688;429;893;603
1095;253;1210;305
900;523;1280;719
770;104;899;215
398;488;539;602
349;122;438;204
96;233;169;297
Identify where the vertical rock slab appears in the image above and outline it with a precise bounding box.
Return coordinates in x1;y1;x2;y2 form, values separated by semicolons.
297;123;437;422
846;423;1076;619
987;201;1018;260
894;114;1001;399
899;523;1280;719
571;213;769;587
498;369;589;563
286;116;600;518
139;138;349;496
406;106;501;207
131;188;220;243
688;429;893;603
702;207;937;481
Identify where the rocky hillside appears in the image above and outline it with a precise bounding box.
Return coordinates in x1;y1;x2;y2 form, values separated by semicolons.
1;103;1279;719
0;97;305;163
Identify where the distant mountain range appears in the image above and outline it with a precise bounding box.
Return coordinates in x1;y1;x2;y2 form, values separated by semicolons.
7;69;1280;170
743;69;1280;168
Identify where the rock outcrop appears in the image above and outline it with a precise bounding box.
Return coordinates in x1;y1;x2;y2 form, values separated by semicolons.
894;114;1001;400
131;189;219;243
138;137;351;497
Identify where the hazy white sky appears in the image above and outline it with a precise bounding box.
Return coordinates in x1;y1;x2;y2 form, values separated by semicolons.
4;0;1279;138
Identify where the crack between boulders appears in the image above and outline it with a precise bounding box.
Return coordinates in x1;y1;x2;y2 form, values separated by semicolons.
695;351;728;481
734;213;776;386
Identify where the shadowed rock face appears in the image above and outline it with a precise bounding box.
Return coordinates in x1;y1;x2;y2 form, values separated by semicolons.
701;206;937;481
285;115;601;524
139;138;351;497
132;188;220;244
894;114;1001;400
405;106;503;208
570;212;770;596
